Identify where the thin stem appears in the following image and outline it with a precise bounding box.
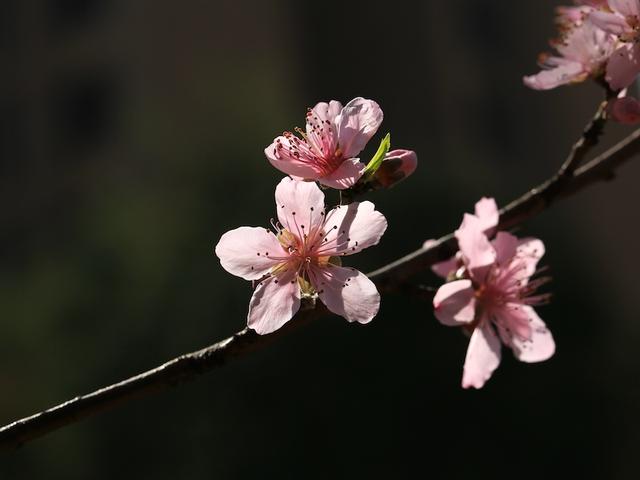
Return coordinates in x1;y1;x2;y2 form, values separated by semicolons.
558;99;609;177
1;124;640;452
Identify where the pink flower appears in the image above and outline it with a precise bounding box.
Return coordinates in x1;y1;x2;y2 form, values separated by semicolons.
589;0;640;89
265;98;383;189
215;177;387;334
432;214;555;389
426;197;499;280
524;18;617;90
372;149;418;188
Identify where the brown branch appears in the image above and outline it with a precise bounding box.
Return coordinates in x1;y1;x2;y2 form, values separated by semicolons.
1;124;639;452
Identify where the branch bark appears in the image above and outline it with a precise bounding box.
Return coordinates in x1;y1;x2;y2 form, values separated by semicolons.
1;124;639;452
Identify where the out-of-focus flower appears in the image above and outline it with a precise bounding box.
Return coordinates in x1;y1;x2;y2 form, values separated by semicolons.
432;208;554;389
589;0;640;89
371;149;418;188
264;98;383;190
425;197;499;280
215;177;387;334
608;93;640;123
524;18;617;90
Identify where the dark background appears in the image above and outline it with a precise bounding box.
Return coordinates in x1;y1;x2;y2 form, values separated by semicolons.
1;1;639;478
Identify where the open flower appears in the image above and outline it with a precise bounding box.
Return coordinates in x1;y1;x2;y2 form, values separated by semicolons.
432;212;555;389
589;0;640;89
264;98;383;189
524;17;617;90
215;177;387;334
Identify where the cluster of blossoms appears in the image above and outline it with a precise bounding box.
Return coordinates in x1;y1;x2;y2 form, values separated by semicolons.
525;0;640;124
215;97;553;389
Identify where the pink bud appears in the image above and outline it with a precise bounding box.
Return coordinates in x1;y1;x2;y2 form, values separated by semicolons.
608;96;640;125
374;149;417;188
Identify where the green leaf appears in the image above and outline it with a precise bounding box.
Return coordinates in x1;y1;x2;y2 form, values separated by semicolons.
362;133;391;180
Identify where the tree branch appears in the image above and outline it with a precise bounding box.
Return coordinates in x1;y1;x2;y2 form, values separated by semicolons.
1;124;639;452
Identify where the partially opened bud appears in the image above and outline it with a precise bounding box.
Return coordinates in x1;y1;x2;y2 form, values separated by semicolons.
373;149;417;188
608;96;640;125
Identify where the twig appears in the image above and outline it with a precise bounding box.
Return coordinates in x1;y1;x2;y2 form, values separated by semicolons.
1;124;639;452
557;99;609;177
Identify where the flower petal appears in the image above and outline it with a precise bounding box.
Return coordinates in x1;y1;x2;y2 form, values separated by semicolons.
310;265;380;323
589;10;633;36
433;279;476;326
606;43;640;90
609;0;640;17
492;231;519;267
509;307;555;363
247;271;301;334
455;213;496;282
215;226;284;280
336;97;384;158
523;61;585;90
462;324;502;389
275;177;326;233
319;158;366;190
265;136;322;180
305;101;341;160
315;201;387;257
515;237;545;280
474;197;499;232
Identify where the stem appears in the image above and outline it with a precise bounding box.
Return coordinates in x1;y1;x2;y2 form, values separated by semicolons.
1;124;639;452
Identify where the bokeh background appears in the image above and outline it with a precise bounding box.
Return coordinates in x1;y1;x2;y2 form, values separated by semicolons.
1;0;639;478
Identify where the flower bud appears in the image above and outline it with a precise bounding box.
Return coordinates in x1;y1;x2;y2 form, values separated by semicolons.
373;149;417;188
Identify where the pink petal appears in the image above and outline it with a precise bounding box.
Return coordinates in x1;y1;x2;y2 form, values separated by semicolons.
474;197;499;232
248;271;301;334
462;324;502;389
509;307;555;363
515;237;545;281
431;255;460;279
606;43;640;90
609;0;640;16
305;101;341;160
215;226;284;280
433;279;476;326
315;200;387;257
274;177;326;233
424;239;458;278
455;213;496;282
523;61;586;90
265;136;322;180
492;231;519;267
319;158;366;190
608;96;640;124
310;265;380;323
589;10;633;36
336;97;384;158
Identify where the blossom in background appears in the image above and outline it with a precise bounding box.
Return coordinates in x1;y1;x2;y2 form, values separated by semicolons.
608;93;640;123
589;0;640;89
431;205;555;389
264;97;383;189
524;15;617;90
215;177;387;334
555;0;606;27
425;197;499;280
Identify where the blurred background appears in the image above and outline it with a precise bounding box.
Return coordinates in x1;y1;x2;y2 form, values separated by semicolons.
1;0;639;478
